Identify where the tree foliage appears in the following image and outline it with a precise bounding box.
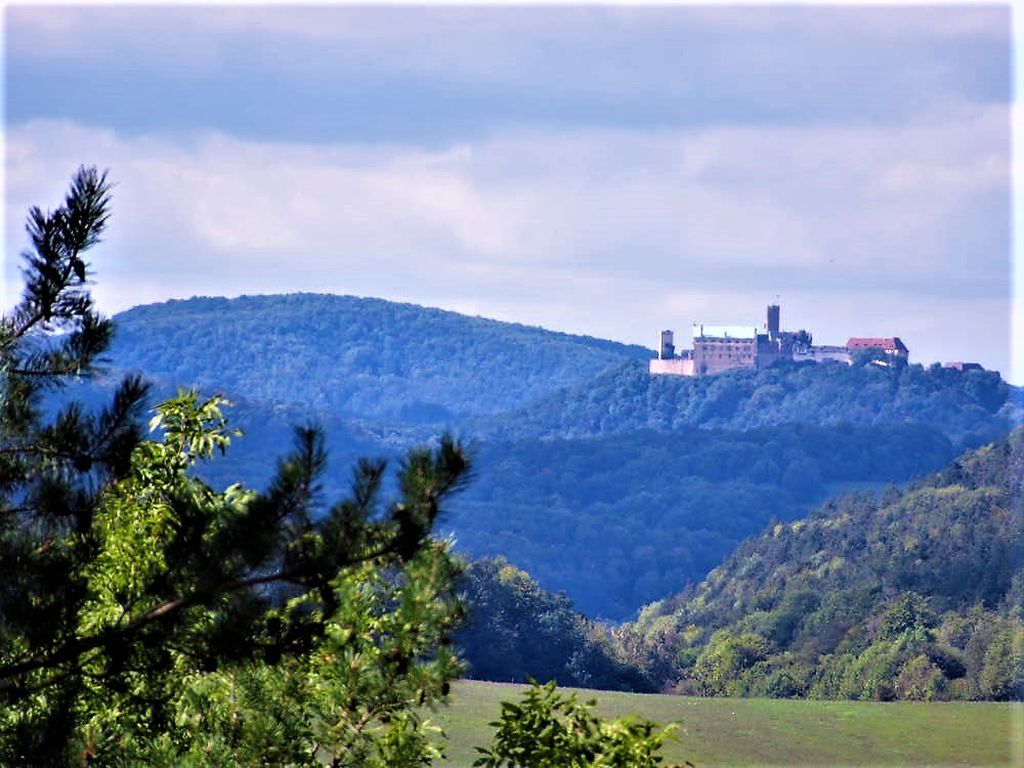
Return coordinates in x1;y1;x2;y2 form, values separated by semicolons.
622;430;1024;701
456;558;651;691
453;422;957;618
473;681;680;768
107;294;649;423
478;357;1015;449
0;168;473;764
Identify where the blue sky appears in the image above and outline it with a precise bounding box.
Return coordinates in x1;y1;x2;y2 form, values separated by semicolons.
4;4;1017;379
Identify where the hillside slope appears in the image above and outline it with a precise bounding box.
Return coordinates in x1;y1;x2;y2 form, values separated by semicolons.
61;371;401;499
477;357;1016;448
109;294;650;422
100;294;1021;620
620;429;1024;701
447;423;956;618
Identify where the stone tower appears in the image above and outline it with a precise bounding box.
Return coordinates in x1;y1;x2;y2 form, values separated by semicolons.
658;330;675;360
766;304;780;339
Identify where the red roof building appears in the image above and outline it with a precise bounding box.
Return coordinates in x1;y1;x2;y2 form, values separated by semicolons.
846;337;909;357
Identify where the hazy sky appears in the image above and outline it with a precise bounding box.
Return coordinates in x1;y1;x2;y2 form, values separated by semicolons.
4;4;1018;379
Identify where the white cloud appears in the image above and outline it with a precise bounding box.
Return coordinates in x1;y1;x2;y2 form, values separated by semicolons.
4;112;1010;374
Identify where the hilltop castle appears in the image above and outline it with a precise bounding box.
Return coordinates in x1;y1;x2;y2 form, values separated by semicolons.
650;304;909;377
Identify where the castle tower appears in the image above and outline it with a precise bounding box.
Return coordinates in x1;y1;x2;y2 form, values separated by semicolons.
766;304;780;339
659;330;675;360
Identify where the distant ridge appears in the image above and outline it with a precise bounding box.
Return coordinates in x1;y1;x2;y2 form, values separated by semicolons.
110;293;651;423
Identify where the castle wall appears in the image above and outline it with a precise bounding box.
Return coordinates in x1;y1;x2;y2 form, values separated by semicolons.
649;358;695;376
693;338;756;375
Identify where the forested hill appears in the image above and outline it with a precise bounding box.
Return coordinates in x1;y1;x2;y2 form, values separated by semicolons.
100;293;1021;620
475;357;1017;448
109;294;650;422
109;294;1017;447
619;429;1024;701
447;422;956;618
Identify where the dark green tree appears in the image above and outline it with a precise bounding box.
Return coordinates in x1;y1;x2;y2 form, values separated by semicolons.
0;168;471;765
0;166;151;758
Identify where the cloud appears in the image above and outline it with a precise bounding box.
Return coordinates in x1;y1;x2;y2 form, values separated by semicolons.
4;5;1012;378
5;111;1010;377
6;6;1010;146
9;6;1007;75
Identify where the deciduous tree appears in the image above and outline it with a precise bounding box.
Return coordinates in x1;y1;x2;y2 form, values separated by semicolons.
473;680;680;768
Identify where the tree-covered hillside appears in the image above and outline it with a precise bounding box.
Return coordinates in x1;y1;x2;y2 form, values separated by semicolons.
617;429;1024;701
64;368;976;620
455;558;650;692
60;372;400;502
448;423;957;618
109;294;650;422
477;357;1016;448
100;294;1021;621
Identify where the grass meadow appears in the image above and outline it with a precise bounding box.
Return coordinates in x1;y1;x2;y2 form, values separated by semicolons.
429;680;1024;767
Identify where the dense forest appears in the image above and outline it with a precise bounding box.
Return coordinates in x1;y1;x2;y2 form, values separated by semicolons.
110;296;1016;447
63;378;966;619
474;357;1016;448
449;423;956;617
97;294;1021;620
617;429;1024;701
108;295;649;423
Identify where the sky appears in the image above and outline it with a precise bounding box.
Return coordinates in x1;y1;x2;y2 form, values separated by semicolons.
3;3;1019;380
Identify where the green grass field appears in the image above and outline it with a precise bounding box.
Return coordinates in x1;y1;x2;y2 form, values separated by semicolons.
427;680;1023;767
